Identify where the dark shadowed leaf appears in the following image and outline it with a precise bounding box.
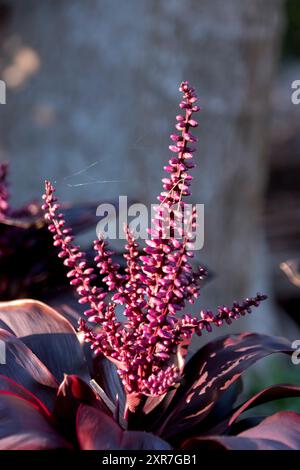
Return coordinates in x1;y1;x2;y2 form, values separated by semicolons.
182;411;300;450
0;375;51;417
182;435;289;450
227;416;265;435
141;388;179;433
93;355;126;420
194;378;243;435
239;412;300;447
0;299;89;382
228;384;300;427
200;383;300;436
55;375;98;412
0;393;70;450
0;329;57;409
77;405;172;450
158;333;292;441
53;375;102;445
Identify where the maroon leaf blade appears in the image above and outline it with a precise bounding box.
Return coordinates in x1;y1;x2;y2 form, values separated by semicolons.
229;384;300;427
239;411;300;447
53;374;101;443
0;299;89;382
182;435;290;450
77;405;172;450
205;384;300;436
182;411;300;450
0;393;70;450
159;333;292;440
93;355;126;419
0;374;51;418
0;328;57;409
193;377;243;435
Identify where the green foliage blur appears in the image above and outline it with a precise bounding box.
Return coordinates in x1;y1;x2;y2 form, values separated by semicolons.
283;0;300;59
243;356;300;417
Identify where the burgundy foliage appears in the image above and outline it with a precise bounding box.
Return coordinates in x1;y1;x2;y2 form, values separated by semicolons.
0;162;97;300
0;299;299;449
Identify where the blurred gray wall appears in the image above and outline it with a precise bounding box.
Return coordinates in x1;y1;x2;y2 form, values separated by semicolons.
0;0;286;333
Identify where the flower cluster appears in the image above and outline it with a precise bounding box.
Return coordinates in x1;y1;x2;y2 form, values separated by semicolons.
42;81;267;403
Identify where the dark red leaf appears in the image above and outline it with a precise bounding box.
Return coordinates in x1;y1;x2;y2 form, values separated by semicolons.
93;355;126;420
239;412;300;447
141;389;179;433
77;405;172;450
0;299;89;382
53;374;101;445
194;378;243;435
182;435;289;450
204;384;300;436
0;374;51;418
229;384;300;427
182;411;300;450
227;416;265;435
159;333;292;441
0;393;70;449
0;328;57;409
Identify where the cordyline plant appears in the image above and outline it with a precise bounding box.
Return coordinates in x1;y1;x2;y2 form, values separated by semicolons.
0;162;97;300
0;81;299;450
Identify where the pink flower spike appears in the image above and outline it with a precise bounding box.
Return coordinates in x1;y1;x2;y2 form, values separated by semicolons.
41;81;267;404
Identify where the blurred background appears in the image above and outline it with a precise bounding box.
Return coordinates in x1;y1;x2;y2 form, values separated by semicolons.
0;0;299;409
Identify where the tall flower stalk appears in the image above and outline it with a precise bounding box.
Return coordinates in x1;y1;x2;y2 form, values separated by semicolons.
42;82;266;408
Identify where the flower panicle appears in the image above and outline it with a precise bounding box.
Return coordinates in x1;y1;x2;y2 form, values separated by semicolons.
179;293;268;337
42;81;268;401
42;182;119;344
141;82;202;316
161;80;199;207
